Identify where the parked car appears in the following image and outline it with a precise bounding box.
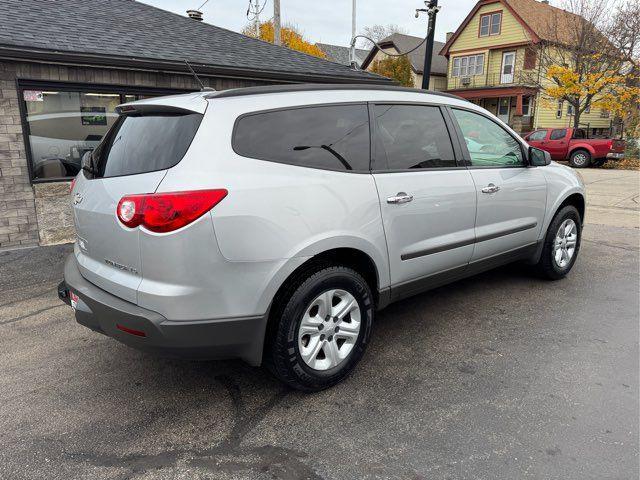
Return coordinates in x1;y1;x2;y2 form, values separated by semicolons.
58;85;586;391
524;127;625;168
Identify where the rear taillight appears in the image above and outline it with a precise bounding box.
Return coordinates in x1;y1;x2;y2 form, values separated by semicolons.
117;189;228;233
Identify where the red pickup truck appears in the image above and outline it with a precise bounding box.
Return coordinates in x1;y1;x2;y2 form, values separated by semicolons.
524;128;625;168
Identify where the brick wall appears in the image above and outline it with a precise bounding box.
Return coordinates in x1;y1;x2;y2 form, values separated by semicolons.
0;59;269;250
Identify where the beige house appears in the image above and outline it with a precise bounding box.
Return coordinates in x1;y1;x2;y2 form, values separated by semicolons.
439;0;616;134
361;33;449;91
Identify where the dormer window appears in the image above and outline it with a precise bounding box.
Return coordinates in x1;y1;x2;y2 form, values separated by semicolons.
479;12;502;36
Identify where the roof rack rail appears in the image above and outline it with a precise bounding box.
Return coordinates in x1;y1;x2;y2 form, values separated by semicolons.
205;83;464;101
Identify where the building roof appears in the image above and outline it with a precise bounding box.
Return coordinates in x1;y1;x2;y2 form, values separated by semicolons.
315;43;370;67
505;0;591;45
440;0;601;56
360;33;448;76
0;0;389;84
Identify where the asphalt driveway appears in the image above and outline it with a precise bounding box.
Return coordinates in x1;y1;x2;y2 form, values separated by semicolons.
0;170;638;480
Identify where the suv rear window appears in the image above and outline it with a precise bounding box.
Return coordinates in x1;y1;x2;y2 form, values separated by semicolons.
89;113;203;178
232;104;370;171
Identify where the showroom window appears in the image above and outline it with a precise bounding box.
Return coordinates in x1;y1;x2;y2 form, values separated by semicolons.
18;82;181;182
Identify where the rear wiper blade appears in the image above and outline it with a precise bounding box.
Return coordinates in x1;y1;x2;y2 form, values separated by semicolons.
82;151;99;176
82;165;99;175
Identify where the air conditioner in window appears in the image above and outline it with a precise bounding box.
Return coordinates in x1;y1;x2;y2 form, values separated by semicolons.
461;77;472;85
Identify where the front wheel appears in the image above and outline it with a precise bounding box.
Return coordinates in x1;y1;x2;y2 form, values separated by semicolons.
569;149;591;168
265;265;374;392
534;205;582;280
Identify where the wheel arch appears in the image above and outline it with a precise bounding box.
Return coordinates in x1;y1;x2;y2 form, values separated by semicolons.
269;247;382;313
531;187;585;266
260;246;384;364
569;145;595;158
557;192;585;224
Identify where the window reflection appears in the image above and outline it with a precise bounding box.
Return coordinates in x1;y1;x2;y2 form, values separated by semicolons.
22;89;160;181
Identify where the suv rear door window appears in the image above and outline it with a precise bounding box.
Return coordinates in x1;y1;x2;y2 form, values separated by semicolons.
233;104;370;171
90;112;203;178
372;104;456;170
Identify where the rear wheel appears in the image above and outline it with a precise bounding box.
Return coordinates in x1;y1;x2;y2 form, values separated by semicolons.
534;205;581;280
569;149;591;168
265;265;374;392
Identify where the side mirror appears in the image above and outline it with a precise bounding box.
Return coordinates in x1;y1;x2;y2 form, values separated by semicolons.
529;146;551;166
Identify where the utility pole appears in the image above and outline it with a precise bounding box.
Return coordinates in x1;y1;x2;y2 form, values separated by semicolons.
349;0;357;66
273;0;281;46
416;0;441;90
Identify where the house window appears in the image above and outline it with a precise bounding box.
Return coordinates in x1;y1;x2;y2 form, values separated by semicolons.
585;102;591;114
556;100;564;118
479;12;502;37
522;96;531;116
19;81;176;182
452;54;484;76
600;109;610;118
567;103;575;116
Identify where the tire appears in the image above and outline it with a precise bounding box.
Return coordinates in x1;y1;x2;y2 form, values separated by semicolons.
265;265;374;392
534;205;582;280
569;149;591;168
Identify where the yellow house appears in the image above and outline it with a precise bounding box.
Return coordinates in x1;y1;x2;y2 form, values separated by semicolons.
439;0;615;135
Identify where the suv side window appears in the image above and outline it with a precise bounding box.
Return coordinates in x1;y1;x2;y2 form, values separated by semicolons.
452;108;524;167
232;104;370;171
528;130;547;141
550;129;567;140
372;104;456;170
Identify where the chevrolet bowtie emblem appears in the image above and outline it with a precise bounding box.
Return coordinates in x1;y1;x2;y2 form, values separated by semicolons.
73;192;83;205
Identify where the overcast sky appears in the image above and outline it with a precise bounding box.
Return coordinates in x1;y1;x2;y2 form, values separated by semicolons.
138;0;486;45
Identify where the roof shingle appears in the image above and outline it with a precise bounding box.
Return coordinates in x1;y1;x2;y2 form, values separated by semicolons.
361;33;448;75
315;43;369;67
0;0;388;83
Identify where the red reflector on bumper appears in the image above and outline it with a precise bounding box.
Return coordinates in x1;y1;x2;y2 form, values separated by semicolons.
116;324;147;337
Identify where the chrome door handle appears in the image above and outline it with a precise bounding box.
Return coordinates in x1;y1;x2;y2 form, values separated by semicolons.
387;192;413;204
481;183;500;194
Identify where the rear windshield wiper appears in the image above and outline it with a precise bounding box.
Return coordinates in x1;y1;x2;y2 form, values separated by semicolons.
82;165;99;175
81;152;99;176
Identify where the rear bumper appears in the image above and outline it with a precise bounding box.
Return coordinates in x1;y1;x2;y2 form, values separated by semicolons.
606;152;625;160
59;255;267;366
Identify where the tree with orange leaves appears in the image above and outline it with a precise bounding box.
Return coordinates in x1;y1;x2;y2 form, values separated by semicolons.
243;21;326;59
532;0;639;131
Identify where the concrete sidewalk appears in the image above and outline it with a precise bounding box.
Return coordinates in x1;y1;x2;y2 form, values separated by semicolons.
579;169;639;229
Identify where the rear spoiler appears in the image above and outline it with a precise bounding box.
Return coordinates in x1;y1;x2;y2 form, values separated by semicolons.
115;104;201;116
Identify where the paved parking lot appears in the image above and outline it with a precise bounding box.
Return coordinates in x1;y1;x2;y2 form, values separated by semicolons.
0;169;638;479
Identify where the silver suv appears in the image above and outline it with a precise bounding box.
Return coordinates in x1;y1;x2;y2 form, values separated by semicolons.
59;85;585;391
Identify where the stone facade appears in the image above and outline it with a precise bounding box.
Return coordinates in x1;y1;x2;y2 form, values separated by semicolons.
0;59;270;250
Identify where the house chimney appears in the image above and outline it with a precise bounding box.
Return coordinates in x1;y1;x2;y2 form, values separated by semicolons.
446;31;454;42
186;9;203;21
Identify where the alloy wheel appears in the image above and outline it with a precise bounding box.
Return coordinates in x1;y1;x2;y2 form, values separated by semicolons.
573;153;588;166
297;289;361;371
553;218;578;268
